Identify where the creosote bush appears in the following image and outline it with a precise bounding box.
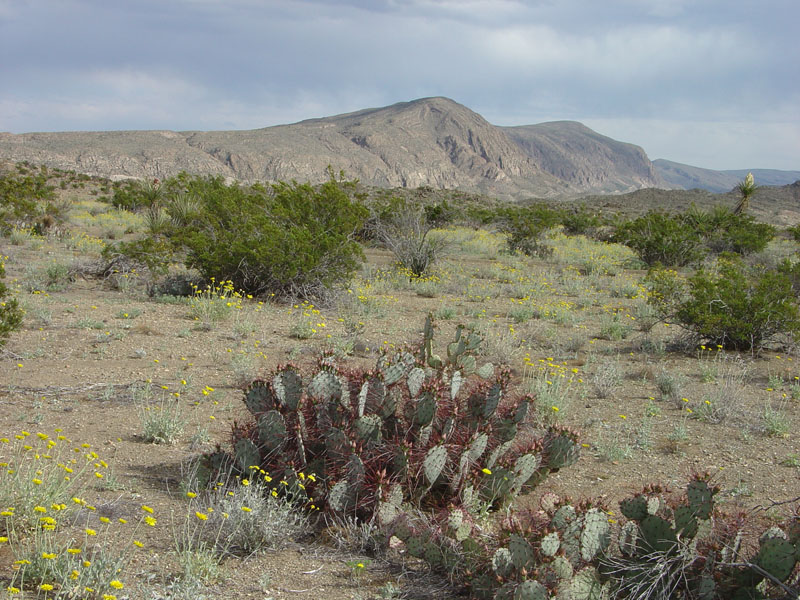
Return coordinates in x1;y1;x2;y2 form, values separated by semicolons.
107;171;368;298
0;257;24;347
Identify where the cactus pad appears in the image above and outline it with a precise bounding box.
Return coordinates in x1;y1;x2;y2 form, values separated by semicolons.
513;580;549;600
487;440;513;469
326;479;353;513
552;504;577;532
512;453;541;495
423;445;448;486
492;547;514;577
407;367;426;398
257;410;287;454
414;391;437;427
407;535;426;559
508;533;535;571
566;567;609;600
483;382;502;419
755;537;796;581
687;479;714;520
639;515;677;553
450;369;463;399
551;555;573;580
244;379;275;415
459;354;477;375
580;508;611;562
620;495;648;521
618;521;638;557
353;414;382;445
646;495;660;516
233;438;260;473
514;398;530;424
544;433;579;470
540;531;560;557
476;362;495;380
273;368;303;411
673;504;699;539
308;370;342;403
382;351;415;385
324;427;350;460
468;432;489;461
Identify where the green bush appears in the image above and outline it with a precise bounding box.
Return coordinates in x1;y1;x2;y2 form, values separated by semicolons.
110;172;367;298
0;259;24;347
0;169;60;234
559;204;603;236
613;211;704;267
499;204;561;257
674;257;800;350
682;204;774;254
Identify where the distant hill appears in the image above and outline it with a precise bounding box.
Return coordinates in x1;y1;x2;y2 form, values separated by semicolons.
0;97;663;198
653;159;800;193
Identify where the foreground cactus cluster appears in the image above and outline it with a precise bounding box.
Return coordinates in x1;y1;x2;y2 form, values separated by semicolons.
201;315;798;599
215;314;580;524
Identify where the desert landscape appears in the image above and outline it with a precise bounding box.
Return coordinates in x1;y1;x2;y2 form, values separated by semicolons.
1;155;799;599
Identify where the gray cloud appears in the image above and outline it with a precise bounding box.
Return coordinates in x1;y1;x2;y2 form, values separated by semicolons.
0;0;797;169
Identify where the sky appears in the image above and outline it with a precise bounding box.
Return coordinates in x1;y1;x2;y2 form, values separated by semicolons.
1;0;798;171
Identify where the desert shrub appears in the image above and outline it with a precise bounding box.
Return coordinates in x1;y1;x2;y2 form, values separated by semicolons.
0;169;63;234
0;258;24;346
498;204;561;257
367;196;447;276
613;211;705;267
673;257;800;350
559;204;603;236
108;173;367;298
683;204;775;255
109;178;165;211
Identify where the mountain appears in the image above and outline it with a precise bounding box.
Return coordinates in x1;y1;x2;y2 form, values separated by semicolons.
0;97;662;197
653;159;800;193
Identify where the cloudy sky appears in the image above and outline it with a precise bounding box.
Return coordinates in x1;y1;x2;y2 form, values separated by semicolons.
1;0;798;170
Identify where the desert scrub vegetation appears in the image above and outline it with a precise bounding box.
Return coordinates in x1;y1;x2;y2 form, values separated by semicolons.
0;256;24;347
647;255;800;350
105;171;368;298
612;205;775;267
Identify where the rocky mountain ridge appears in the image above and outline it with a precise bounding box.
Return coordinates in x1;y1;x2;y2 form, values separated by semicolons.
0;97;671;198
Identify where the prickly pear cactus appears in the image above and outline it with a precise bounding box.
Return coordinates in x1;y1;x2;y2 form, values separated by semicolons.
580;508;611;562
257;410;287;454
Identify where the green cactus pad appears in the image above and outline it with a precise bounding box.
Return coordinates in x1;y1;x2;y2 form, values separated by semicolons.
639;515;677;553
244;380;275;415
618;521;638;557
540;531;560;557
487;440;513;469
494;583;516;600
513;580;549;600
459;354;477;375
324;427;350;460
646;495;660;515
407;367;426;398
755;537;796;581
673;504;699;539
257;410;287;453
273;368;303;411
483;382;502;419
514;399;530;424
447;507;464;532
492;547;514;577
307;370;342;403
545;434;580;470
508;533;536;571
580;508;611;562
362;376;386;415
345;453;365;487
382;351;415;385
469;432;489;461
512;453;541;495
455;520;472;542
414;391;437;427
424;541;442;566
476;362;495;380
687;479;714;520
566;568;609;600
495;418;518;444
407;535;426;558
551;555;573;579
620;495;648;521
327;479;351;513
552;504;577;531
391;514;413;541
450;369;464;399
233;438;260;473
696;576;716;600
377;498;399;526
423;445;448;486
353;414;382;445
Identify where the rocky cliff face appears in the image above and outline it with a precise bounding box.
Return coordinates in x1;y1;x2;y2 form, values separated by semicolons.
0;97;662;198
